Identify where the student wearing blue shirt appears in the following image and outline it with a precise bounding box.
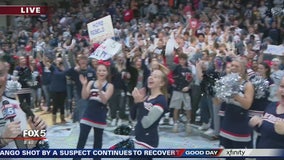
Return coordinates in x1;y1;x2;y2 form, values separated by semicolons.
130;69;168;160
49;57;67;125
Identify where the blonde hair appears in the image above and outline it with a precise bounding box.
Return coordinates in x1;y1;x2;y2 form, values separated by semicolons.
152;67;169;100
232;56;248;80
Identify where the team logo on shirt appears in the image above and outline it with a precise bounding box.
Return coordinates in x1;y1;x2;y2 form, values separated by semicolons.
263;113;284;123
87;73;93;78
90;89;99;97
182;72;192;82
144;102;153;111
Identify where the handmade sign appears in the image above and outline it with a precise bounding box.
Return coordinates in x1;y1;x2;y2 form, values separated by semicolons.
87;15;115;43
263;45;284;56
89;39;122;60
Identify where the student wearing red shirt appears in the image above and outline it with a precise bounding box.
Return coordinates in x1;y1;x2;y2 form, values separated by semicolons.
123;5;134;22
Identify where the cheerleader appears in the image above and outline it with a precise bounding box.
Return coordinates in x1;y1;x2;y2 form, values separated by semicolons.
250;77;284;160
219;58;254;157
249;62;274;118
130;69;168;160
75;61;114;160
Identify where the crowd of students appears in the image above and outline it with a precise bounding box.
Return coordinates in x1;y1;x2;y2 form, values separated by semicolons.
0;0;284;159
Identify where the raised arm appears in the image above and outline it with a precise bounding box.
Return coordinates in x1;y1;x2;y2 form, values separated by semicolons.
233;81;254;110
196;61;204;81
80;75;93;99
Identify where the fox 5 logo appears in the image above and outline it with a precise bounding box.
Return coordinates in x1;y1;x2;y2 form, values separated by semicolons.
2;106;16;119
23;129;47;138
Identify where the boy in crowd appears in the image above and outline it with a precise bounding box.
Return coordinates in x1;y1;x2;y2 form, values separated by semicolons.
169;53;193;133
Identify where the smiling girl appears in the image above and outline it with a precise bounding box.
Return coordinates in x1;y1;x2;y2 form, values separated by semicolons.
130;69;168;160
75;62;114;160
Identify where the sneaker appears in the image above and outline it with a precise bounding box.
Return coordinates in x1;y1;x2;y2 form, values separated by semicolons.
117;119;122;126
172;123;178;133
204;128;215;136
168;118;174;125
159;117;165;125
185;123;191;133
196;108;200;114
198;123;210;130
111;119;116;126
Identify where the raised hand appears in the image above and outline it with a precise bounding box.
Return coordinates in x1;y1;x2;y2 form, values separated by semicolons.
132;87;145;103
79;75;88;86
249;116;263;128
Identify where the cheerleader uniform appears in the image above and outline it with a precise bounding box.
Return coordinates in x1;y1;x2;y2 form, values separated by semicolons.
220;81;252;157
249;77;274;117
249;78;274;148
256;102;284;160
257;102;284;148
80;81;109;128
218;102;226;147
130;95;168;160
76;81;108;160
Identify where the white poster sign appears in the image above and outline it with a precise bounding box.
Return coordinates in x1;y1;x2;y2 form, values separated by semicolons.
263;45;284;56
89;39;122;60
87;15;115;43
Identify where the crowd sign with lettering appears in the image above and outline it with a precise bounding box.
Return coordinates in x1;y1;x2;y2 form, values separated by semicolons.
89;39;122;60
263;45;284;56
87;15;115;44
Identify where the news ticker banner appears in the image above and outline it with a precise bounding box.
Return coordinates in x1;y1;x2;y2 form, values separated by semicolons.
0;6;48;15
0;149;284;158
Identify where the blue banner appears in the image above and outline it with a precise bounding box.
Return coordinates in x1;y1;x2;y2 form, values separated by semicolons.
0;149;283;158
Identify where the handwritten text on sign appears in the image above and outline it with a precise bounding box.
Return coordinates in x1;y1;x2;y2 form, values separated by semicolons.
87;15;114;43
89;20;104;36
89;39;122;60
263;45;284;56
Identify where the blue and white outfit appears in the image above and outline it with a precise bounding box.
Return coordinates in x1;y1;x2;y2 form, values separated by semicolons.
249;77;274;117
220;81;252;153
75;81;109;160
256;102;284;148
130;94;167;160
80;81;109;128
255;102;284;160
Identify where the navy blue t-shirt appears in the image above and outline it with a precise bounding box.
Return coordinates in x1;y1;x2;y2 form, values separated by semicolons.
66;67;96;98
49;65;67;92
172;65;192;92
40;62;52;85
15;66;32;88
